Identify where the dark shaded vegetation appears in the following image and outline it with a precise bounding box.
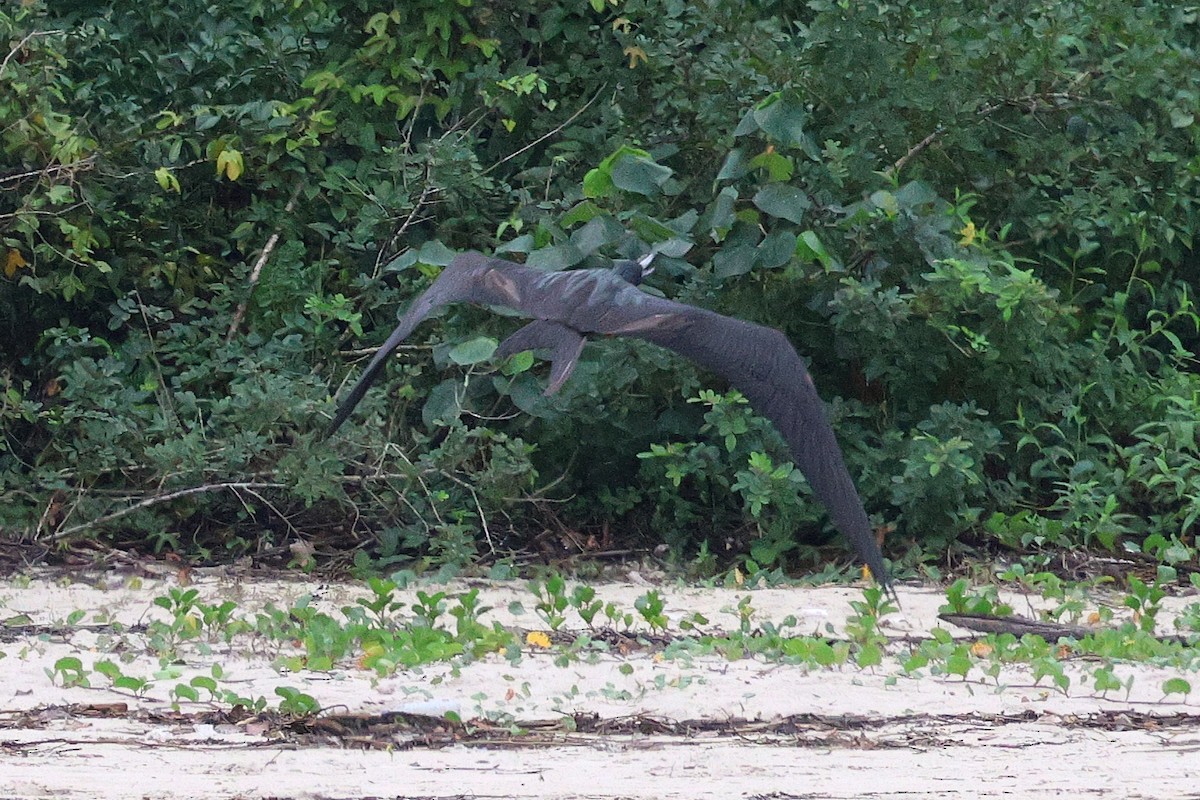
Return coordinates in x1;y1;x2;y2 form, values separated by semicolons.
2;1;1198;579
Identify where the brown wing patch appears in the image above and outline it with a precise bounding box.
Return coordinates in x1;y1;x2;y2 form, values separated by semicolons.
482;269;523;306
608;313;688;334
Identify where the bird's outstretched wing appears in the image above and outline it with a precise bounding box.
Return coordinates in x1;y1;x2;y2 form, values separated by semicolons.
327;253;497;433
328;253;891;591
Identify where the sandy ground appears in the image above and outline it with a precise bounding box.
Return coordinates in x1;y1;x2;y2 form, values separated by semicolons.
1;568;1198;799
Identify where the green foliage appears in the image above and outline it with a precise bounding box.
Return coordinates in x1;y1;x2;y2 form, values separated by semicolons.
3;0;1200;578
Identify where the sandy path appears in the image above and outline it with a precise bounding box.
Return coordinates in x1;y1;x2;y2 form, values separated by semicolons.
1;571;1197;799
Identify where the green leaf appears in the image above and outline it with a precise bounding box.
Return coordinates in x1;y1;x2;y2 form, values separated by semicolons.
526;243;584;270
417;240;456;266
708;186;739;238
855;642;882;668
757;231;796;268
447;336;498;365
870;190;900;217
422;379;462;428
584;145;668;198
570;215;623;255
733;106;760;137
610;153;673;196
582;166;614;198
154;167;180;193
215;148;244;180
500;349;535;374
173;684;199;702
712;243;756;279
894;181;939;210
753;90;808;149
560;201;603;227
495;234;535;254
628;213;678;242
812;640;836;667
746;151;794;182
716;148;749;181
945;648;972;678
1170;108;1194;129
752;185;810;224
383;250;419;273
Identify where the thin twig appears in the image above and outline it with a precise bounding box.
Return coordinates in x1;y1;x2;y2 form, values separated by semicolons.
481;83;607;176
0;204;88;222
373;177;441;280
887;90;1096;180
45;482;286;542
237;486;299;538
0;157;98;187
225;182;305;342
437;469;495;554
887;125;944;179
0;30;64;78
133;289;177;428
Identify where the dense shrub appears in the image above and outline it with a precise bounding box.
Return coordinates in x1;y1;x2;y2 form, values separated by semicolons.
2;1;1197;576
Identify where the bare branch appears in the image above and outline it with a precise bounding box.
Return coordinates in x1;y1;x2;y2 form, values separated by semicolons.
886;125;945;180
1;30;65;78
224;182;305;342
886;91;1098;180
482;83;607;176
44;482;287;542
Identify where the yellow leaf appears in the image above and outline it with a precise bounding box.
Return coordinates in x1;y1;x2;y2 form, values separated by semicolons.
970;640;993;657
5;249;29;279
154;166;181;193
215;148;244;181
959;220;977;247
612;17;632;33
525;631;552;649
623;45;647;69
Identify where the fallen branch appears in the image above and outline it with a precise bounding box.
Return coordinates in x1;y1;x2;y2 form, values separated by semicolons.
941;612;1195;646
45;482;286;543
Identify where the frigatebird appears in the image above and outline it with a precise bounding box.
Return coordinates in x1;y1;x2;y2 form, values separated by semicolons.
329;251;892;592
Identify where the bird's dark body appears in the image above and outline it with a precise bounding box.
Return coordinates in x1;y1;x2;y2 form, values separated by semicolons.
329;252;892;592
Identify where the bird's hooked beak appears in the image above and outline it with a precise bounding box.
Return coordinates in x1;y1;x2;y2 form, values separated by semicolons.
637;252;656;278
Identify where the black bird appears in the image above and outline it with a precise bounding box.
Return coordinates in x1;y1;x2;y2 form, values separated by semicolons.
329;251;892;593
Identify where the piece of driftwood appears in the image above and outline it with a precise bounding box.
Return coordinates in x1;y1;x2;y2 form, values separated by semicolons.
940;613;1196;646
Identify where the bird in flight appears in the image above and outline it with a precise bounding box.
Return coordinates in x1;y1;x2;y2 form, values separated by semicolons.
329;251;893;594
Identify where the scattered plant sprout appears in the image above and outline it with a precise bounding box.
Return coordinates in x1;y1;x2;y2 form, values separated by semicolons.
941;578;1014;616
1124;570;1171;633
634;590;669;631
846;585;898;668
275;686;321;715
29;571;1200;726
530;575;570;630
48;656;90;688
1161;677;1193;702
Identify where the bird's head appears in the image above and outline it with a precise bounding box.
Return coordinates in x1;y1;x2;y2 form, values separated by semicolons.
612;253;656;285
